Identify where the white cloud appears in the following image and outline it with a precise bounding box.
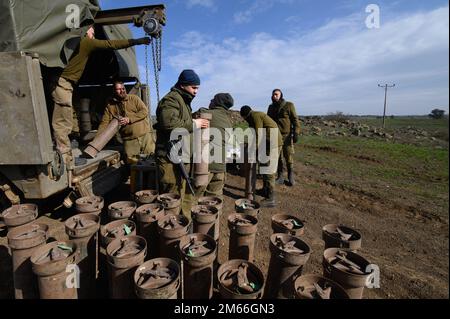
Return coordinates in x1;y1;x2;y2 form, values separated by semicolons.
233;0;296;24
186;0;216;9
169;6;449;115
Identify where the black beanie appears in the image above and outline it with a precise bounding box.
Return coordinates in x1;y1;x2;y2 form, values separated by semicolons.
211;93;234;109
177;69;201;86
240;105;252;118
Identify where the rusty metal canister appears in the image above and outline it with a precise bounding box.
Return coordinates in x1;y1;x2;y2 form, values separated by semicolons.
75;196;104;216
2;204;38;231
234;199;260;218
322;248;372;299
198;196;223;242
108;201;137;221
322;224;362;251
193;112;212;187
30;241;80;299
157;214;191;262
7;223;48;299
191;205;219;241
83;117;119;158
179;233;217;299
65;214;100;299
264;233;311;299
228;213;258;262
106;236;147;299
295;275;350;299
243;143;257;200
217;259;265;299
135;203;166;259
271;214;305;236
100;219;137;249
135;189;159;206
157;193;182;215
134;258;180;299
79;98;92;134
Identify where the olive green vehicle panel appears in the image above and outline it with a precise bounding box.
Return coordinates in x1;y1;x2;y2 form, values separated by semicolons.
0;52;54;165
0;0;159;202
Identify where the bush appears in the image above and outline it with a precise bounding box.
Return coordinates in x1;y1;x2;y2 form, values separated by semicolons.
429;109;446;119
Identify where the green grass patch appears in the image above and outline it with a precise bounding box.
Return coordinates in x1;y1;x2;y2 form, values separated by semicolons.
296;135;449;215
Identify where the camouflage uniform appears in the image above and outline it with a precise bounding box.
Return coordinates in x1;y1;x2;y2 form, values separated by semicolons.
195;99;233;199
267;100;300;182
155;86;194;217
97;94;154;164
52;37;143;154
245;111;282;198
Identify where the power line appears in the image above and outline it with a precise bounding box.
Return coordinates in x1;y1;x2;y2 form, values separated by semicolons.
378;84;396;128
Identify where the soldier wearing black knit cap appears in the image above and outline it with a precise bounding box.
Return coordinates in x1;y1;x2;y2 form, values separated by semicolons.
195;93;234;199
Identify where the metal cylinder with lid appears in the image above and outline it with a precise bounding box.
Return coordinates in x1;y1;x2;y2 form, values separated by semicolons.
2;204;38;231
7;223;48;299
30;241;80;299
157;214;191;262
264;233;311;298
106;236;147;299
179;233;217;299
65;213;100;299
75;196;104;216
135;203;166;259
134;258;180;299
228;213;258;262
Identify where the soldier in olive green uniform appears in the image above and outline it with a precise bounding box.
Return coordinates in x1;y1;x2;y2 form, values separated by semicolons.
267;89;301;186
97;82;155;164
240;106;282;208
155;70;208;218
52;25;150;165
195;93;234;199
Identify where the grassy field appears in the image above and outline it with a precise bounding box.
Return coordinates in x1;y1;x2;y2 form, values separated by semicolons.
296;116;449;219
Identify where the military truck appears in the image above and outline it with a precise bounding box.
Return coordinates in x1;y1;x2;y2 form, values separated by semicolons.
0;0;165;215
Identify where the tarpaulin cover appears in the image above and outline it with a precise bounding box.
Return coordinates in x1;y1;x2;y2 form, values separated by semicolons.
1;0;139;79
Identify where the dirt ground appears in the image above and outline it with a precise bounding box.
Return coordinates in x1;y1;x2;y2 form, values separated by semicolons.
1;161;447;299
220;168;449;299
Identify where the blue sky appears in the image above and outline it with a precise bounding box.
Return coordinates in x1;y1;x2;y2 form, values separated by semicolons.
99;0;449;115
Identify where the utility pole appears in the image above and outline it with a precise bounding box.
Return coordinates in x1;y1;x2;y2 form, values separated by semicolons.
378;84;395;128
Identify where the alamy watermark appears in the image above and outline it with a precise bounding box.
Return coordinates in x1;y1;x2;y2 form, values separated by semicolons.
66;4;80;29
168;127;281;175
65;264;81;289
366;4;381;29
365;264;381;289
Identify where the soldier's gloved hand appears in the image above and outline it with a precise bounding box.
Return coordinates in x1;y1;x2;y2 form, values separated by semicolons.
132;37;151;45
292;132;299;144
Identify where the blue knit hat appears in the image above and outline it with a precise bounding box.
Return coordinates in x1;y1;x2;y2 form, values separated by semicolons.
177;69;201;86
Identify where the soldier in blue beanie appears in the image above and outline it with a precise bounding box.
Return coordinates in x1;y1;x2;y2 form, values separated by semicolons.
155;69;208;219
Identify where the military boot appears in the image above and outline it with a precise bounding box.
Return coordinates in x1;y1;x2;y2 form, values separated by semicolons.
276;162;284;185
261;188;276;208
255;186;267;198
287;164;295;187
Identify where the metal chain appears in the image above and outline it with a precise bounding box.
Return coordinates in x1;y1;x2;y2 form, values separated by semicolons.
144;44;151;110
151;34;162;104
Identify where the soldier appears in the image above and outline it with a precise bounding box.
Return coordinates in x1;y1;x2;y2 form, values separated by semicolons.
51;25;151;166
155;69;209;217
196;93;234;199
267;89;301;186
240;105;282;208
97;81;155;164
